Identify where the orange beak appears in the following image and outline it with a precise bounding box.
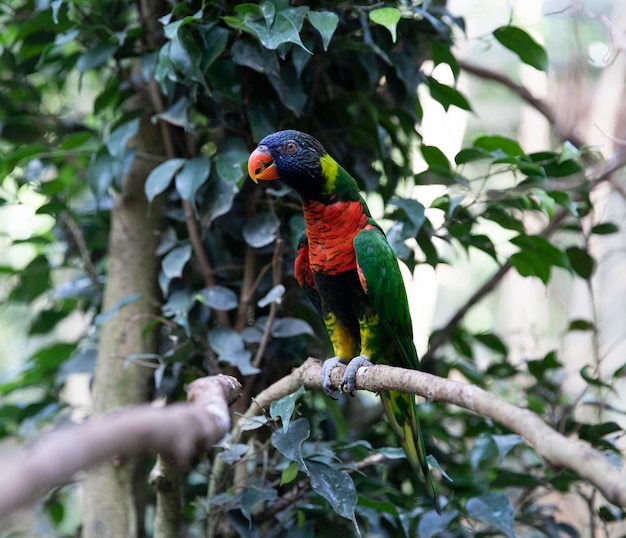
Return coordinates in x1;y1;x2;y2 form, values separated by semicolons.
248;147;279;183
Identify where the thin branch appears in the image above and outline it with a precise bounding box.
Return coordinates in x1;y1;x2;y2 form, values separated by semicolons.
458;59;586;148
62;210;100;287
0;375;242;518
241;359;626;508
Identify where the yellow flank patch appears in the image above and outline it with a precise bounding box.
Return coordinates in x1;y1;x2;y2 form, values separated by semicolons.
320;154;338;194
325;312;358;358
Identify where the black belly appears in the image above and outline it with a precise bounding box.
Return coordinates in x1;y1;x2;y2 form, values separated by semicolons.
312;269;369;342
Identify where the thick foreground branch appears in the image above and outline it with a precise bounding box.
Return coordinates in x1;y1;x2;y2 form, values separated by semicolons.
0;375;241;518
247;359;626;508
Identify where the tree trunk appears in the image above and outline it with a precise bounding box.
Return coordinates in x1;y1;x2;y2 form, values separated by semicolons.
82;109;165;538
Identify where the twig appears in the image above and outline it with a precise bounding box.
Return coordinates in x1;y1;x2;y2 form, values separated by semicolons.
62;210;100;287
458;59;585;149
0;375;242;518
241;359;626;508
252;238;284;368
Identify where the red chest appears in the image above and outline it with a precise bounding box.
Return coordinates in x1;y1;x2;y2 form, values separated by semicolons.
303;199;368;275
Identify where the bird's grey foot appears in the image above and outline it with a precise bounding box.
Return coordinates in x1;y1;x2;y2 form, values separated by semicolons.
320;356;343;398
341;354;373;396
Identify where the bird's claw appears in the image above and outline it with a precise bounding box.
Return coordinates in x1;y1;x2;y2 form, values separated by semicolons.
320;355;372;397
340;354;372;396
320;356;343;398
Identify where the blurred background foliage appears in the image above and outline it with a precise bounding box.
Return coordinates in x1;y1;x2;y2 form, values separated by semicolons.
0;0;625;536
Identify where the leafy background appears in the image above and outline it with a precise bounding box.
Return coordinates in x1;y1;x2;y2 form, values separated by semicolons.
1;0;625;536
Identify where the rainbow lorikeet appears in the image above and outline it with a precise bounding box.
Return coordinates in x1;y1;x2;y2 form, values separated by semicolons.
248;130;440;511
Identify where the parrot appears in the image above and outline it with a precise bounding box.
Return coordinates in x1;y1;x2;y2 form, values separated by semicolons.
248;129;440;512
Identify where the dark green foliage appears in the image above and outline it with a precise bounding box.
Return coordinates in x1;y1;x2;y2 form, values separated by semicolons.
1;0;624;537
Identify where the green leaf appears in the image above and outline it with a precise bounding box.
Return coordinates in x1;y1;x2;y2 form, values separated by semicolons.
105;118;139;159
215;150;249;185
241;486;278;524
258;284;286;308
369;7;401;42
389;198;426;231
492;434;522;465
281;461;299;485
175;157;210;203
271;417;310;472
308;11;338;51
470;433;497;471
308;460;358;524
162;244;192;279
568;319;594;332
246;6;311;53
580;365;612;389
474;135;524;157
270;385;306;432
243;212;280;248
510;234;570;270
427;76;472;112
421;145;451;169
591;222;619;235
269;317;313;338
418;509;459;538
509;251;551;284
466;492;516;538
566;246;595;279
493;25;548;71
196;286;238;311
77;43;118;73
94;293;142;326
145;158;186;202
208;326;244;355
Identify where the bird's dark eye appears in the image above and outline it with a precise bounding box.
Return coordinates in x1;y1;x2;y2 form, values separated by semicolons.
284;140;298;154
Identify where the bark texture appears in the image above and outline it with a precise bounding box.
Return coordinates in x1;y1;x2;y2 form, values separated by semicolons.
82;108;165;538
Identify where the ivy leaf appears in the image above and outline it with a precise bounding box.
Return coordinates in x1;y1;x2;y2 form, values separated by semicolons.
270;385;306;432
492;434;522;465
243;213;280;248
308;460;358;526
246;6;311;53
175;157;210;203
271;417;310;472
241;486;278;524
77;43;118;73
418;509;459;538
94;293;142;326
257;284;286;307
196;286;238;311
470;433;497;471
162;244;192;280
106;118;139;159
369;7;401;42
270;317;314;338
493;25;548;72
145;158;186;202
308;11;338;51
389;198;426;231
215;150;249;185
466;492;516;538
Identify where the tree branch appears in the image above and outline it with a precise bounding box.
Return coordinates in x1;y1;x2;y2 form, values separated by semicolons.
0;375;242;519
245;359;626;508
458;59;585;148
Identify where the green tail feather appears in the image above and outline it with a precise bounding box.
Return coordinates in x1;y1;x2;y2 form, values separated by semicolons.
380;390;440;513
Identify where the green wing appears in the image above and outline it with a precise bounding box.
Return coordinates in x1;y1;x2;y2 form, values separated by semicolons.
353;225;419;370
354;225;440;512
